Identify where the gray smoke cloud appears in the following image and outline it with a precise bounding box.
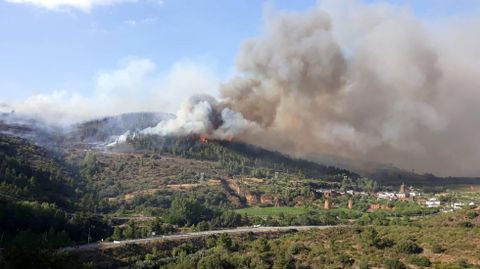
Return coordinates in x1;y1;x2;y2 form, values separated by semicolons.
147;1;480;177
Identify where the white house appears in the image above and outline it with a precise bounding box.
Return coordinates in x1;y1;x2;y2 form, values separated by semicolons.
451;202;465;210
426;198;441;208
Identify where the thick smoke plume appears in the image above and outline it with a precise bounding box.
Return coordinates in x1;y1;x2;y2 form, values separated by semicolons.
141;94;259;139
145;2;480;176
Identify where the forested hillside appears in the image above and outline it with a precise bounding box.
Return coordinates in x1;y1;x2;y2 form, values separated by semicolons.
115;134;357;180
0;134;112;268
0;134;78;207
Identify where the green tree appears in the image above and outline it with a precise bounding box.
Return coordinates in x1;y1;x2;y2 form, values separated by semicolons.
80;152;99;177
198;252;231;269
217;233;233;250
165;197;212;226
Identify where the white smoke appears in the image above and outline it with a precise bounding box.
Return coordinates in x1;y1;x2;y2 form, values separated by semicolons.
107;130;135;147
141;94;259;139
7;58;219;126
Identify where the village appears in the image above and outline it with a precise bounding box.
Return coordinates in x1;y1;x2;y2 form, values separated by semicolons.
317;182;477;212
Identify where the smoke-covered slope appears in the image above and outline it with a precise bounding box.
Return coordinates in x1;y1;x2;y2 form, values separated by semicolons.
67;112;174;143
308;152;480;188
3;110;346;182
0;113;66;148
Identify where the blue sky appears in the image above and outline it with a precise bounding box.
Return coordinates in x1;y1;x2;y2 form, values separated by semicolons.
0;0;312;101
0;0;478;102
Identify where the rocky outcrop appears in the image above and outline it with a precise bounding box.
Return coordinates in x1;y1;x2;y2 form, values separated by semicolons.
223;179;283;206
245;194;258;205
260;194;274;205
226;180;242;195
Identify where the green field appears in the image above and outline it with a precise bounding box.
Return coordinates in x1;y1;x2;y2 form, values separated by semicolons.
235;206;310;217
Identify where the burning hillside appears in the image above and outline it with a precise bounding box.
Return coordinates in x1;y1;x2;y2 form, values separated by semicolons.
6;2;480;177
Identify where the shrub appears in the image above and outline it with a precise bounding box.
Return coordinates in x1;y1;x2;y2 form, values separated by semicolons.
288;243;308;255
384;259;406;269
273;253;295;269
396;240;423;254
358;227;381;248
198;253;232;269
358;260;370;269
216;233;233;250
378;237;396;249
408;255;431;267
459;221;474;228
195;220;211;231
144;253;156;262
248;255;269;269
466;211;478;219
456;259;469;268
206;236;217;249
252;238;271;252
358;214;373;225
371;211;390;226
337;254;354;266
431;243;445;254
171;242;195;256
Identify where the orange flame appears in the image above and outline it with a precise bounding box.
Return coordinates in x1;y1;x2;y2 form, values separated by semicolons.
199;136;208;144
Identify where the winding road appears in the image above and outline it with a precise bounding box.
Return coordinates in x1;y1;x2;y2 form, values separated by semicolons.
59;225;338;253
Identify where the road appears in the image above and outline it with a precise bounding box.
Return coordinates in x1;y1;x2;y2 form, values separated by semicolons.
59;225;338;253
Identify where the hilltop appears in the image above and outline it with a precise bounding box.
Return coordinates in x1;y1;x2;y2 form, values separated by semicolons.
66;112;173;144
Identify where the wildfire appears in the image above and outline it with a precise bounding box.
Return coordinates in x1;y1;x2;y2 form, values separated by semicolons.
196;135;233;144
199;136;208;144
